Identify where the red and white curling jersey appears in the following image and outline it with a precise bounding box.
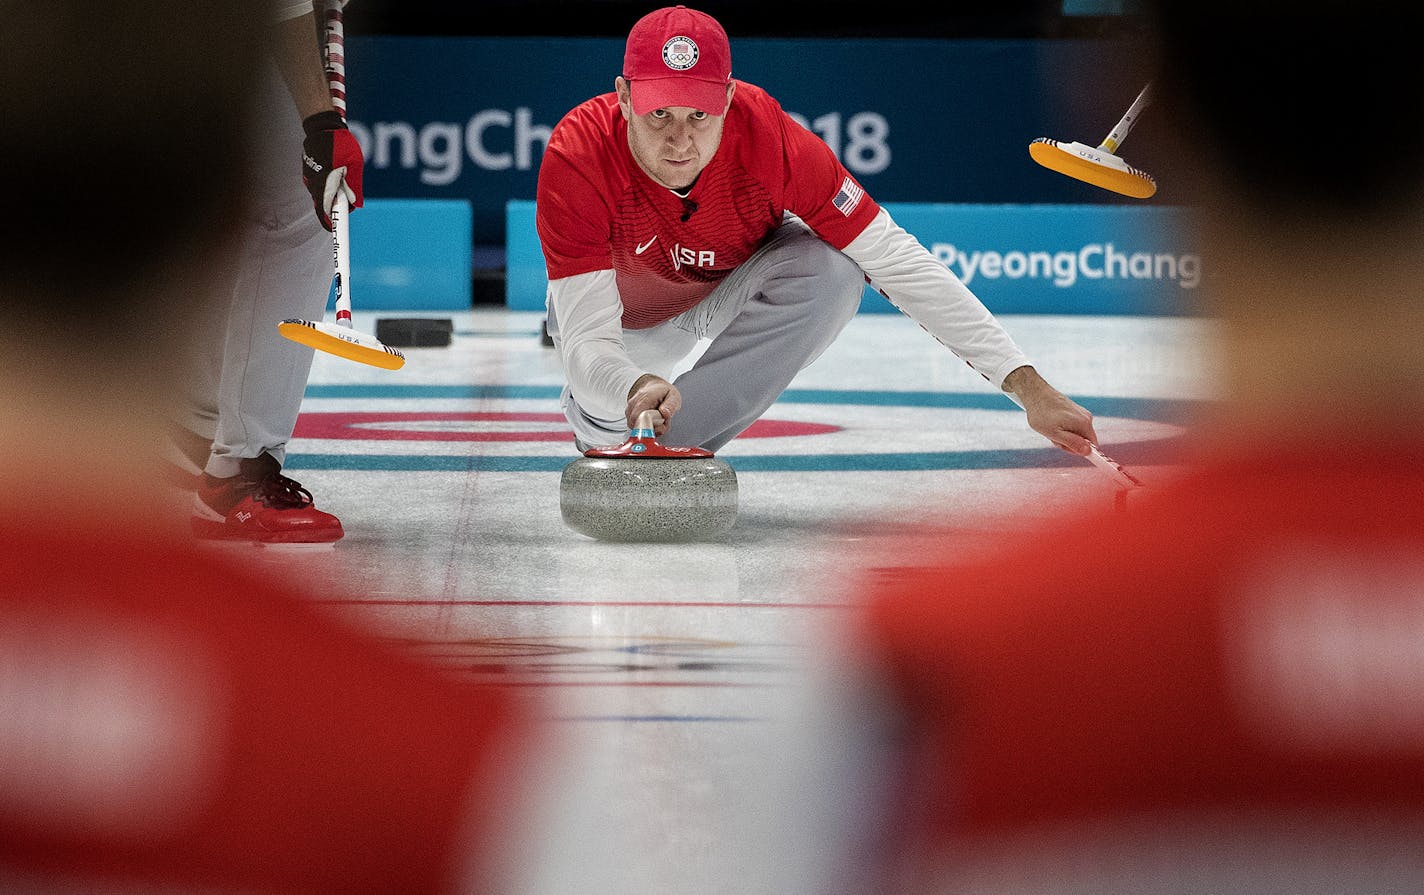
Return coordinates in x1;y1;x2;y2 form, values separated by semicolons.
856;432;1424;892
537;80;879;329
536;80;1031;416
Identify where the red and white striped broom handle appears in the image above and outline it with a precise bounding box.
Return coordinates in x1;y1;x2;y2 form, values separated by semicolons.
321;0;353;326
322;0;346;119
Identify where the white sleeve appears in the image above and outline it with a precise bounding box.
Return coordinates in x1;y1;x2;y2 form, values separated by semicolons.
842;208;1031;389
547;270;645;422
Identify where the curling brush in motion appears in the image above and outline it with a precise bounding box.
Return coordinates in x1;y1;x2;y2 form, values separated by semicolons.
1029;82;1156;199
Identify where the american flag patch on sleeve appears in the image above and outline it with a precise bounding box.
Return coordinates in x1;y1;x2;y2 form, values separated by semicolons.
832;176;865;216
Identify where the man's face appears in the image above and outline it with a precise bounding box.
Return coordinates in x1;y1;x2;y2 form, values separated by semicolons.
616;77;733;191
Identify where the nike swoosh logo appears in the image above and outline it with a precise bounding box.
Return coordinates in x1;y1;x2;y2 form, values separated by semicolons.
634;235;658;255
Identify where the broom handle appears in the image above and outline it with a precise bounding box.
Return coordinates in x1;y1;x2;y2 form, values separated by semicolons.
331;193;352;328
1099;82;1152;154
321;0;354;328
322;0;346;118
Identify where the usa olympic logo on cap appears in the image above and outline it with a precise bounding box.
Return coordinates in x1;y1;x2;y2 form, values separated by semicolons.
662;36;699;71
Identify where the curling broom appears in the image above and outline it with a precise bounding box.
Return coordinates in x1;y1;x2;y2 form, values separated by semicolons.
277;0;405;371
1029;82;1157;199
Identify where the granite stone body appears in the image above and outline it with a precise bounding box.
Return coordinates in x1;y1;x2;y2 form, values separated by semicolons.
560;456;739;542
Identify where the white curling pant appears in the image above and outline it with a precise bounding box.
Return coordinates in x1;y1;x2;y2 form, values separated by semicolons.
175;63;334;477
559;220;866;452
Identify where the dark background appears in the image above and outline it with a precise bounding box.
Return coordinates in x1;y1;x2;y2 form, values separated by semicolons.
342;1;1149;39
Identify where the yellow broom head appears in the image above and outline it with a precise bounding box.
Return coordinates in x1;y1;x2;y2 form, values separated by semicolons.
277;318;406;370
1029;138;1156;199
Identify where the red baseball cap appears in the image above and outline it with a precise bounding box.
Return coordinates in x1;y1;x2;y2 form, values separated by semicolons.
623;5;732;116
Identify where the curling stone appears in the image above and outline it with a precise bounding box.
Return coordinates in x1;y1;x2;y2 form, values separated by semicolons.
560;411;737;542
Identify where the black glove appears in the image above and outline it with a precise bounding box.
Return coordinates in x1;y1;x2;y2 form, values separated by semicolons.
301;110;364;230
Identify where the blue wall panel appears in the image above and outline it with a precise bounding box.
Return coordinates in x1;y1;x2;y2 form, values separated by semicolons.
341;198;471;310
505;199;1201;317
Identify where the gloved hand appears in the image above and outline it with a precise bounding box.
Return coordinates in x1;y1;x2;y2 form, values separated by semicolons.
301;110;364;231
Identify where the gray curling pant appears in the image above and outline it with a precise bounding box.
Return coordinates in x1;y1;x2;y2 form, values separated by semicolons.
175;63;333;478
564;222;865;452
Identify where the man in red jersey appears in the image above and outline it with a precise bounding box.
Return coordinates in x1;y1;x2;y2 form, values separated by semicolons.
845;6;1424;892
0;5;542;893
537;5;1097;454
